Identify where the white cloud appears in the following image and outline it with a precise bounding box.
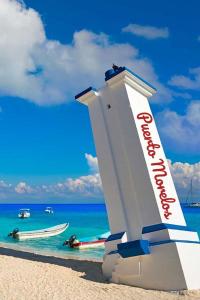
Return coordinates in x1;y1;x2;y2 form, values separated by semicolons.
0;0;45;101
122;23;169;40
65;173;102;196
38;173;102;198
169;67;200;90
157;101;200;153
0;155;102;203
0;154;103;201
15;182;33;194
0;180;11;189
85;153;99;173
171;91;192;100
186;101;200;126
0;0;172;105
52;153;101;197
168;160;200;200
64;156;200;201
0;154;199;203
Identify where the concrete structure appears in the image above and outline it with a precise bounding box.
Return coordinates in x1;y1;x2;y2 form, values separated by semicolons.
75;66;200;291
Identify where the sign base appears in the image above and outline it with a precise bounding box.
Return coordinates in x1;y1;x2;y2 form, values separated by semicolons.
103;238;200;291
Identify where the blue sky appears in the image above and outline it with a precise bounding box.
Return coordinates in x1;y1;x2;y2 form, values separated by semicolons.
0;0;199;202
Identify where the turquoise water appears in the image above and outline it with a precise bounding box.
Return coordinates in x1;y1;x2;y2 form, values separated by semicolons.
0;204;109;260
0;204;199;260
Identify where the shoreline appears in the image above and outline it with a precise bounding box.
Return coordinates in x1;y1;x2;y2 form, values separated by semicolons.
0;244;200;299
0;242;102;262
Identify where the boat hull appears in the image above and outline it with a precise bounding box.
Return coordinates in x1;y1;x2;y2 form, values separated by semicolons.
18;213;30;218
44;207;54;214
72;239;105;250
14;223;69;240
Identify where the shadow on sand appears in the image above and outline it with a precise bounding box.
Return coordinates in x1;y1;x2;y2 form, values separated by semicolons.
0;246;106;283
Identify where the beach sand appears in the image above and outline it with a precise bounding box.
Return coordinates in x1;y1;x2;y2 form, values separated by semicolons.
0;247;200;300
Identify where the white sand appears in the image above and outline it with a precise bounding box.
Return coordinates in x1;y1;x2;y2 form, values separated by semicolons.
0;247;199;300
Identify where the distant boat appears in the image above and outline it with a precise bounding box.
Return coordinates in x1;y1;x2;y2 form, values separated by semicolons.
186;179;200;208
44;207;54;214
188;203;200;208
18;208;31;219
8;223;69;240
63;231;110;250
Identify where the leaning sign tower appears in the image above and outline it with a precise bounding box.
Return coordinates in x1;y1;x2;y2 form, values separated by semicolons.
75;66;200;291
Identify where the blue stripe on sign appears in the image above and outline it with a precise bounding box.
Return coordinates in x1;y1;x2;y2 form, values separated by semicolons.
75;87;96;99
106;232;126;242
117;239;150;258
151;239;200;247
142;223;194;234
108;240;200;258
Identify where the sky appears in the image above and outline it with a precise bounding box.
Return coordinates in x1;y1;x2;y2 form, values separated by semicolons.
0;0;200;203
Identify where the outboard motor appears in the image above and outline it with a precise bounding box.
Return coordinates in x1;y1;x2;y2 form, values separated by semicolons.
8;228;19;238
63;235;77;248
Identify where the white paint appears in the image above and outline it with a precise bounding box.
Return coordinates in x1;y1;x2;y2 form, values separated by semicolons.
102;253;121;280
111;242;200;291
126;85;185;224
142;229;199;243
76;68;200;290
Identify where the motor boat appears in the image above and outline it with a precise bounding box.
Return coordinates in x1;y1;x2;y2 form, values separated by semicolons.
18;208;31;219
8;223;69;240
44;207;54;214
63;235;106;249
63;232;110;250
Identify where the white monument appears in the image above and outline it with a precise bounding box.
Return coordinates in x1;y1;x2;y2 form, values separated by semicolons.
75;66;200;291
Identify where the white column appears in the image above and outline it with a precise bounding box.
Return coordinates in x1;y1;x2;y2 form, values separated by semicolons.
75;67;200;291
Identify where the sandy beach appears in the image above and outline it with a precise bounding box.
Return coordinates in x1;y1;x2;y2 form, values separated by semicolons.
0;246;199;300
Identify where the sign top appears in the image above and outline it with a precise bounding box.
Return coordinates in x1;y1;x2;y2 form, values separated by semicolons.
105;65;156;92
75;66;156;104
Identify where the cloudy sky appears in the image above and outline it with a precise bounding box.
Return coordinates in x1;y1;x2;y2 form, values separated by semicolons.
0;0;199;203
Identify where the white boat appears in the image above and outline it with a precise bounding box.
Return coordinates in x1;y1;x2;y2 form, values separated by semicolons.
44;207;54;214
8;223;69;240
187;202;200;208
18;208;31;219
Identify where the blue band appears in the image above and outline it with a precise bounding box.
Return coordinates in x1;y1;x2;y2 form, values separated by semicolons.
151;239;200;246
117;239;150;258
75;87;96;100
106;231;126;242
142;223;194;234
108;239;200;256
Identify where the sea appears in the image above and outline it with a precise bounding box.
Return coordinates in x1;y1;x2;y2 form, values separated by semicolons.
0;204;199;260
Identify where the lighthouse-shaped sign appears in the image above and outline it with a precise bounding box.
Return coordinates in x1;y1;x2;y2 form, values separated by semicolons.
75;66;200;291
